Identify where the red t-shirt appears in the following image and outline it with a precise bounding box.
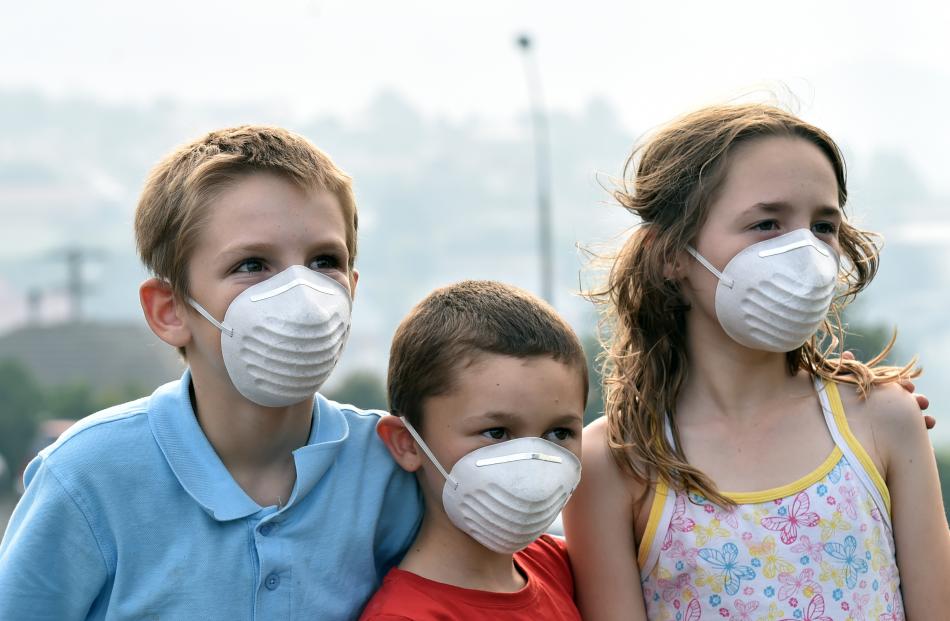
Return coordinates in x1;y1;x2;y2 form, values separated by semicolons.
358;535;580;621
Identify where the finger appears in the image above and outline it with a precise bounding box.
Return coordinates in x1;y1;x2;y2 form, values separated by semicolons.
899;379;917;394
915;394;930;412
924;414;936;430
841;351;855;361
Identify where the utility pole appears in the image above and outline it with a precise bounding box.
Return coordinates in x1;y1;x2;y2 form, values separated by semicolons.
53;246;106;323
515;33;555;306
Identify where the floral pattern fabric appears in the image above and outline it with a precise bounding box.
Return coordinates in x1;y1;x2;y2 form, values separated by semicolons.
641;454;903;621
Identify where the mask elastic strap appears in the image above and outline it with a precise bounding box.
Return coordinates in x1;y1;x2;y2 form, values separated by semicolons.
686;246;735;289
400;417;459;489
187;298;235;337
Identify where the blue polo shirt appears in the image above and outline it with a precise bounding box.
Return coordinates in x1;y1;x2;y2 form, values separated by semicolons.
0;371;423;620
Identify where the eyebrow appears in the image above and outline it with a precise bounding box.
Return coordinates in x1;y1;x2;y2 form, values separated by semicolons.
742;201;842;218
217;238;348;262
478;411;583;426
217;241;278;259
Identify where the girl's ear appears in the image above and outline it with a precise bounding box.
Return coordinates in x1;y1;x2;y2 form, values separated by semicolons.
140;278;191;348
376;415;424;472
663;249;690;282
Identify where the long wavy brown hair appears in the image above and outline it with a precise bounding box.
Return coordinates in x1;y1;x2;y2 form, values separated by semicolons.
595;103;919;508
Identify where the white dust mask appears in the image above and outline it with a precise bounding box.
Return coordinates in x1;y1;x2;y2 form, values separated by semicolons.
189;265;352;407
687;228;839;352
401;418;581;554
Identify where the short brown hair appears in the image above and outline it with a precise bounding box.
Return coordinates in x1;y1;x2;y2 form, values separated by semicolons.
388;280;589;430
135;125;358;303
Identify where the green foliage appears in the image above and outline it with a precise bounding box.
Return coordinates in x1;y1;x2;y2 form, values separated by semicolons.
324;370;389;411
0;359;151;482
0;359;44;477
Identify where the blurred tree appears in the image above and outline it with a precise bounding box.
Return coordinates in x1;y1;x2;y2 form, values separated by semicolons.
325;370;388;412
0;360;43;476
838;310;898;364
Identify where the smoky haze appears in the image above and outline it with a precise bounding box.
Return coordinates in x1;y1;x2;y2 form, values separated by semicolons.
0;0;948;448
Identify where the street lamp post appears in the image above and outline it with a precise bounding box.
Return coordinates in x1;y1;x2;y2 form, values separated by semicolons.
515;34;554;306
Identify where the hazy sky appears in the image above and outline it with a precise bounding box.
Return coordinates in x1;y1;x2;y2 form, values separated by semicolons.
2;0;949;446
3;0;949;190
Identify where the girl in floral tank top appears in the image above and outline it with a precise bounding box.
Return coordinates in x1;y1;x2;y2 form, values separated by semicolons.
563;103;950;621
638;380;902;620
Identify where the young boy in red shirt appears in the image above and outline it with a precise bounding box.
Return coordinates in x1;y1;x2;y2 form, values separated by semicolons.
363;280;586;620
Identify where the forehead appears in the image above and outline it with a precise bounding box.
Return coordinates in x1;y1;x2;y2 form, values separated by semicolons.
196;172;347;251
433;354;586;419
714;136;840;208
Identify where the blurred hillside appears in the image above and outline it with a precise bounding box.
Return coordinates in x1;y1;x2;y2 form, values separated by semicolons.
0;88;948;448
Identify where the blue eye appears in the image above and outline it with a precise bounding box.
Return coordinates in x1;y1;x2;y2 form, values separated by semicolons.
234;258;265;273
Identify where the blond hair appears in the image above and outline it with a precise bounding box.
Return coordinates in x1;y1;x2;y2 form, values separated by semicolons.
596;104;918;507
135;125;358;304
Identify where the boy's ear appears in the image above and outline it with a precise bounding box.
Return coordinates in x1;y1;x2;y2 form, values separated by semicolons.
140;278;191;349
376;415;423;472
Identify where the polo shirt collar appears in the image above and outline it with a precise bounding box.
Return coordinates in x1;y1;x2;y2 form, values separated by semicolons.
148;370;348;521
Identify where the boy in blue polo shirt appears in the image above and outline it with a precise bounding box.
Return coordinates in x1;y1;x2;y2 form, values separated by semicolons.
0;126;423;620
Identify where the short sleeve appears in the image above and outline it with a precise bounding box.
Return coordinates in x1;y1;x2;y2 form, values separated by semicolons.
372;467;423;580
0;457;109;620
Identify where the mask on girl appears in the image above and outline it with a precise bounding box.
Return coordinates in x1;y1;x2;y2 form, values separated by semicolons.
188;265;351;407
401;418;581;554
687;228;839;352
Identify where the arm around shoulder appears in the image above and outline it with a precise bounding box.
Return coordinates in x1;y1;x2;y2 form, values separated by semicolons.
869;383;950;618
0;457;109;620
562;417;648;621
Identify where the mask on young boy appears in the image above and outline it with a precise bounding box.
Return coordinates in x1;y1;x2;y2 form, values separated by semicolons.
188;265;351;407
687;228;839;352
401;418;581;554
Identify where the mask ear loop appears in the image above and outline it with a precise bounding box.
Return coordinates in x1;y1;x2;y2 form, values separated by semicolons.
187;298;235;337
399;417;459;490
686;246;735;289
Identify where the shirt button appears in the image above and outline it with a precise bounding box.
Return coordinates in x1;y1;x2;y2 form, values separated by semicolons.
260;523;274;536
265;573;280;591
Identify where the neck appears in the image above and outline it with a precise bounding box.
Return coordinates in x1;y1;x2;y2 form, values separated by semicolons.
188;361;313;505
678;313;804;423
399;505;526;593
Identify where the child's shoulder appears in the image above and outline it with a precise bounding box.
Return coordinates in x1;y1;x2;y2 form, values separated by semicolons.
580;416;648;496
38;396;152;468
832;379;924;474
834;379;922;434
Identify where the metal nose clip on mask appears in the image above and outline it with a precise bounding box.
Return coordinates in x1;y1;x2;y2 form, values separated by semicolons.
188;265;352;407
687;228;840;353
401;418;582;554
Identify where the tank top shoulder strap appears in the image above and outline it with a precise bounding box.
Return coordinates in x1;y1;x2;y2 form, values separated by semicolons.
638;478;676;580
637;419;680;579
814;376;892;524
